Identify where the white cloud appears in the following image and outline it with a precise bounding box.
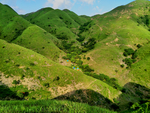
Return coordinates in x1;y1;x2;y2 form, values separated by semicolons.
45;0;73;9
79;0;95;5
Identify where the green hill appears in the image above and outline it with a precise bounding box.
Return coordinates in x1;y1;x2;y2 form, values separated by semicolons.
0;3;64;62
0;0;150;112
79;0;150;88
0;38;121;110
22;7;91;48
63;9;89;25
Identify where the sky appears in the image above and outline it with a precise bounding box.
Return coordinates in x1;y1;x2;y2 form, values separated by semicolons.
0;0;135;16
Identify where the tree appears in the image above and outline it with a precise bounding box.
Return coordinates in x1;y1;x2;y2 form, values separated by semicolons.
124;58;133;67
132;52;138;59
124;48;134;55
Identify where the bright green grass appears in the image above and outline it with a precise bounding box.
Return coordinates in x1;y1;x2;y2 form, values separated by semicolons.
13;25;64;61
80;0;150;80
0;3;18;28
0;38;121;101
127;43;150;88
0;3;65;61
23;8;81;45
0;99;117;113
0;16;30;42
0;38;77;87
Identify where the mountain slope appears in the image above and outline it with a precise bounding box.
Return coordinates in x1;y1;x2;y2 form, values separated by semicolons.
22;7;91;46
0;38;121;109
0;3;63;61
0;1;150;112
63;9;89;25
79;0;150;88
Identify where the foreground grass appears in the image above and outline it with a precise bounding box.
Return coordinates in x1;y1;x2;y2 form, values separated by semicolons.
0;99;117;113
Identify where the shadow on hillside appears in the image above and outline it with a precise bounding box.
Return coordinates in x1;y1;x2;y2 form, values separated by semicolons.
0;82;27;100
52;82;150;112
115;82;150;111
52;89;119;111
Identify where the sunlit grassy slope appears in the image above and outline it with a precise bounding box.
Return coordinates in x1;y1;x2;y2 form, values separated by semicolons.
0;38;120;101
63;9;89;25
0;0;150;112
22;7;90;46
0;3;64;61
0;99;117;113
80;0;150;88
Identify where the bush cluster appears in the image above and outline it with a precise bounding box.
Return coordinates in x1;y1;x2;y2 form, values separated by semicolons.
122;47;138;67
123;48;134;56
43;83;50;88
76;34;85;42
79;21;92;34
82;38;96;52
84;72;123;91
79;64;94;72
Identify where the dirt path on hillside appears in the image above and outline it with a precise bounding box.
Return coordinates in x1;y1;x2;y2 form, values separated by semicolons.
96;24;103;31
48;82;85;97
107;88;111;99
87;79;97;87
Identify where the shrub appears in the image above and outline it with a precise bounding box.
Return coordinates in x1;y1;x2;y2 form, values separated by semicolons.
76;36;85;42
132;52;138;59
30;62;35;66
83;55;86;59
17;92;24;99
137;44;142;48
123;52;128;57
87;57;90;60
62;56;67;59
124;58;133;67
43;83;50;88
71;57;76;63
115;70;118;73
113;98;120;104
121;88;127;93
124;48;134;55
12;80;19;85
120;64;124;68
80;64;94;72
21;74;25;79
15;64;20;67
53;76;60;81
132;59;136;63
98;74;110;82
76;60;83;65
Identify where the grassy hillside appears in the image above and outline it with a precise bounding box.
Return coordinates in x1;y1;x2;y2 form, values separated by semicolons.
0;0;150;112
0;38;122;110
63;9;89;25
0;3;64;62
22;7;91;49
78;0;150;88
23;8;80;35
0;99;117;113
